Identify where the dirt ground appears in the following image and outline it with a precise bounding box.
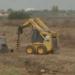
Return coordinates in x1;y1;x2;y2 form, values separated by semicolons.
0;20;75;75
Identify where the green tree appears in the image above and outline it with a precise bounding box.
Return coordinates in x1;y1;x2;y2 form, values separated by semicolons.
8;10;31;19
51;5;59;16
51;5;59;12
7;8;14;13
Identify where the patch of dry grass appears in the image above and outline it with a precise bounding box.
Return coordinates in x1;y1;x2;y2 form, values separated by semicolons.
0;65;21;75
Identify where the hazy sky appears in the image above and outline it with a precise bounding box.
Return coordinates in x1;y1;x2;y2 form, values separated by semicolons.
0;0;75;10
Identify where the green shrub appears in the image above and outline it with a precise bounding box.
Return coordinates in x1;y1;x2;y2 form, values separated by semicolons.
8;10;31;19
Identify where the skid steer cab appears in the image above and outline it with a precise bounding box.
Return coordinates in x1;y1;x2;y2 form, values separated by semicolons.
17;18;59;55
25;31;59;54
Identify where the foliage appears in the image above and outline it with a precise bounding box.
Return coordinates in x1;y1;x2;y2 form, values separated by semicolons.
51;5;59;12
8;10;31;19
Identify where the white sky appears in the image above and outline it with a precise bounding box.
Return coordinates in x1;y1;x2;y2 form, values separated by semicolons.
0;0;75;10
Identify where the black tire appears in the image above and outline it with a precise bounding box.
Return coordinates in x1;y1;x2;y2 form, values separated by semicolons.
37;45;47;55
10;49;14;53
26;46;36;54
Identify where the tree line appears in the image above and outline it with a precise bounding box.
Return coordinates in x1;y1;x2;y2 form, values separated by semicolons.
8;9;31;19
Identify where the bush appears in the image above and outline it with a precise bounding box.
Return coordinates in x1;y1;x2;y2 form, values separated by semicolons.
8;10;31;19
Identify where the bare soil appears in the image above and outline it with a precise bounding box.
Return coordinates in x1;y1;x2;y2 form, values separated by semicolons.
0;20;75;75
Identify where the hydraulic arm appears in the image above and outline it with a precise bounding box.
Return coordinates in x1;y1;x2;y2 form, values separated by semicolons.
17;18;58;54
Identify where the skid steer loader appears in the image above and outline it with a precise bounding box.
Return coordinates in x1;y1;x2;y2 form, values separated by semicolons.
17;18;59;54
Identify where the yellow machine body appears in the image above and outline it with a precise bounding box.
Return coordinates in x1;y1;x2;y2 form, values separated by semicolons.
18;18;58;54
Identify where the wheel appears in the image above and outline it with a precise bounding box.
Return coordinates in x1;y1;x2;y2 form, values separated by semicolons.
10;49;14;53
37;45;47;55
26;46;35;54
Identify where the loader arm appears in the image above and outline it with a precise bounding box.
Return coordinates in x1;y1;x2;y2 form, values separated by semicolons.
18;18;51;41
22;18;50;32
17;18;50;50
35;18;50;31
23;19;44;32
